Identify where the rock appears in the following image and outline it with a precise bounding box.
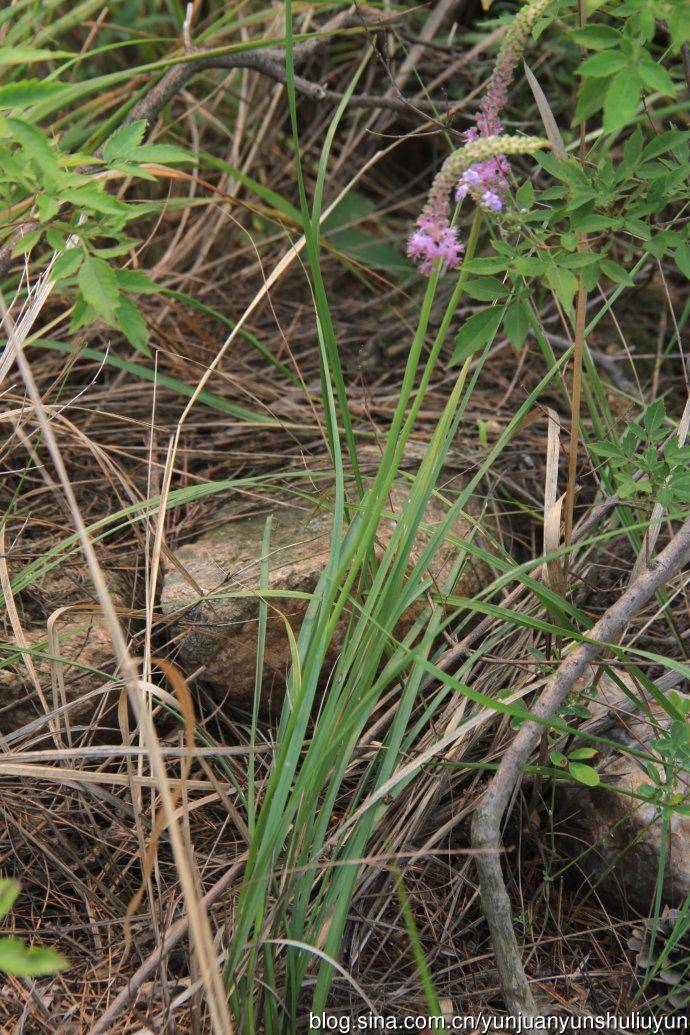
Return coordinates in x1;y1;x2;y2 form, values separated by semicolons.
0;615;116;734
1;561;123;735
161;477;487;715
556;672;690;910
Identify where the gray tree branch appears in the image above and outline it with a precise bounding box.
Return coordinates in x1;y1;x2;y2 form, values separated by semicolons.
470;515;690;1014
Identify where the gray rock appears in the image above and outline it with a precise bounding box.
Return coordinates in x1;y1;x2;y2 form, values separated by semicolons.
161;480;486;715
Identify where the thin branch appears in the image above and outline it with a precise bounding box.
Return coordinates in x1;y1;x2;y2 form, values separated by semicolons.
470;515;690;1015
122;40;460;131
0;9;463;281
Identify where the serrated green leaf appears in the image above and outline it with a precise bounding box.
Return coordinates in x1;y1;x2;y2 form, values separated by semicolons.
574;78;605;124
569;25;621;49
127;143;195;165
462;277;509;301
570;213;616;232
102;120;147;163
557;250;600;269
52;247;83;282
638;59;676;97
577;51;627;77
115;296;150;355
69;295;95;332
115;268;158;293
600;259;634;285
0;46;72;66
669;5;690;49
46;229;65;250
36;193;59;222
450;307;504;366
503;300;530;348
512;256;547;275
545;265;578;310
11;229;41;255
0;80;66;108
6;118;58;173
569;762;600;787
675;243;690;279
604;70;641;133
60;185;129;217
78;255;119;322
515;178;534;209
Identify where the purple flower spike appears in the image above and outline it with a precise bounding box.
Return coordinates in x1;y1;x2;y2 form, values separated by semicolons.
409;0;551;276
407;224;464;276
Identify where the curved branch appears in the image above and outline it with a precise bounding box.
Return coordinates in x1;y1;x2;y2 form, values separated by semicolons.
0;9;464;281
471;516;690;1014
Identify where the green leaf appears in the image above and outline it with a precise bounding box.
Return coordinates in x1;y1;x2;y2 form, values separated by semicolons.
604;70;641;133
0;938;68;976
102;120;146;163
78;254;120;323
52;247;84;282
46;229;65;250
450;307;504;366
11;229;41;255
0;880;20;921
6;118;58;173
61;185;130;217
570;212;616;232
569;25;621;49
0;46;72;66
600;259;634;285
126;143;195;165
545;265;578;310
515;178;534;209
69;295;95;332
115;296;150;355
638;59;676;97
36;194;60;222
115;268;158;293
557;250;600;269
569;762;600;787
503;300;530;348
577;51;627;77
462;277;509;301
568;747;597;761
574;78;605;124
668;4;690;49
512;256;546;275
675;243;690;279
0;80;66;108
549;750;567;768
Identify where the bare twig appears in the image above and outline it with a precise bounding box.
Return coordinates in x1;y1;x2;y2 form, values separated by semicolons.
470;515;690;1015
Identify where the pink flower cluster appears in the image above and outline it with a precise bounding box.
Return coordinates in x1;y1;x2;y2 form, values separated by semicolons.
407;220;464;276
407;0;550;275
406;160;465;274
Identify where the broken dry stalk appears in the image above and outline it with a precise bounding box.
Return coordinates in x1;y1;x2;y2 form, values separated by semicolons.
471;515;690;1015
